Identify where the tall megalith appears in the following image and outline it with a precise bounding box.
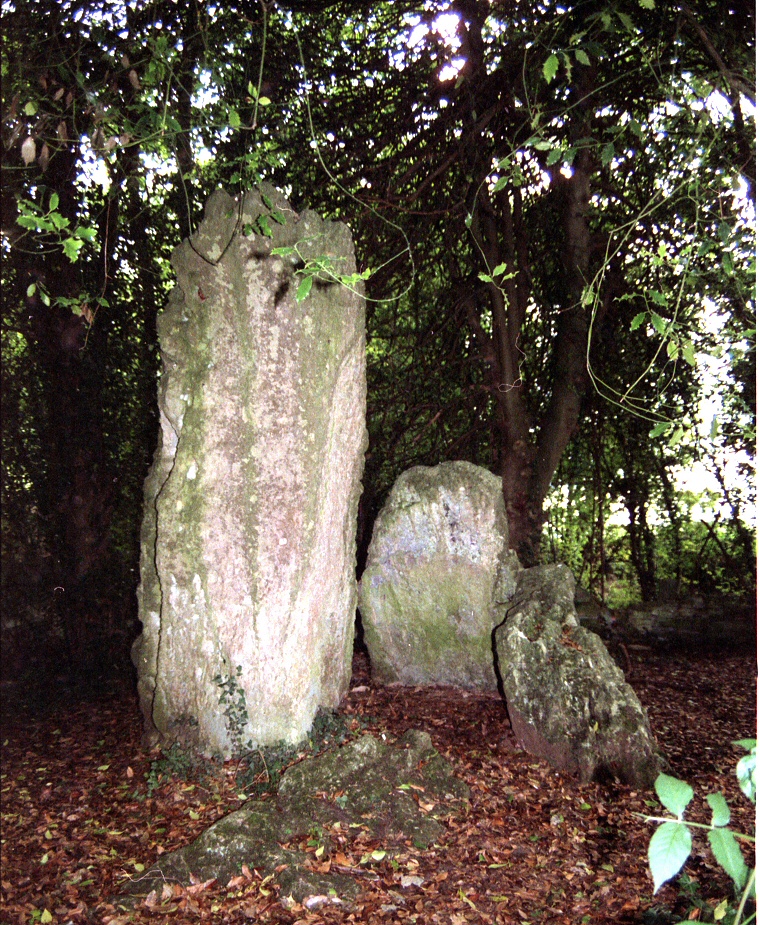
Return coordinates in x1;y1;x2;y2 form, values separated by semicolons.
132;185;366;755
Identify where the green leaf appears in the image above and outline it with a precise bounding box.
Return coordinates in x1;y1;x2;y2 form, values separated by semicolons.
497;155;512;169
26;283;37;298
616;11;636;32
546;148;563;166
706;792;731;827
601;142;615;167
649;821;692;893
258;96;271;106
49;193;59;211
736;750;757;803
733;739;758;751
477;272;493;283
681;341;696;367
256;215;272;237
24;100;39;116
666;339;679;361
655;773;694;818
62;238;84;262
40;911;53;924
492;263;508;278
17;214;41;230
229;108;241;129
493;176;509;192
668;425;686;447
650;312;668;336
296;274;313;302
647;420;669;439
543;54;559;83
630;312;647;331
574;49;591;66
639;0;655;8
50;211;70;230
708;828;749;893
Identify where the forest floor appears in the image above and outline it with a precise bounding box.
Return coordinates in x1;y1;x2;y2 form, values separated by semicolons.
1;648;756;925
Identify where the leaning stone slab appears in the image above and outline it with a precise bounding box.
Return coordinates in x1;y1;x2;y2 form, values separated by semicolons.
117;731;468;909
358;462;520;689
495;564;662;787
132;185;366;755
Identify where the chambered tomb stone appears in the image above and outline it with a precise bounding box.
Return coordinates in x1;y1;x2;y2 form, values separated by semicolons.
132;185;367;755
358;462;520;689
495;564;663;787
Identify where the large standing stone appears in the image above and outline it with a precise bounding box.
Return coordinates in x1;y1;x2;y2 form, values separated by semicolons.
495;564;662;787
132;185;366;755
358;462;519;689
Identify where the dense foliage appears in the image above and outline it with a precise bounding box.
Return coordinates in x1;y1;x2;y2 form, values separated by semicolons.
1;0;755;677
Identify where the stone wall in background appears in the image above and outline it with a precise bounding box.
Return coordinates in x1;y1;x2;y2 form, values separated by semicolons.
132;185;366;755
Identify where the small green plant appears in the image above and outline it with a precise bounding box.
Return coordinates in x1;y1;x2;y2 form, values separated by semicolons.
213;664;252;755
643;740;756;925
145;742;198;795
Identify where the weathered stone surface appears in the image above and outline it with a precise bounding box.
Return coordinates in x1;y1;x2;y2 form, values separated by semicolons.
495;564;663;787
119;731;468;908
358;462;520;689
132;185;366;754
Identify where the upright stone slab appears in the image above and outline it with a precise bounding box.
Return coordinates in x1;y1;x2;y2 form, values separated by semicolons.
495;564;663;787
358;462;520;689
132;185;366;755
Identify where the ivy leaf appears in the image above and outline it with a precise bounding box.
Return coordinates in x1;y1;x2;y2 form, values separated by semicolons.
648;821;692;893
543;54;559;83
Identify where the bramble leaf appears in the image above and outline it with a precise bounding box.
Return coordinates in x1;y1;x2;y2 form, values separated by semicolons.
655;773;694;818
708;828;749;893
649;821;691;893
706;792;731;827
